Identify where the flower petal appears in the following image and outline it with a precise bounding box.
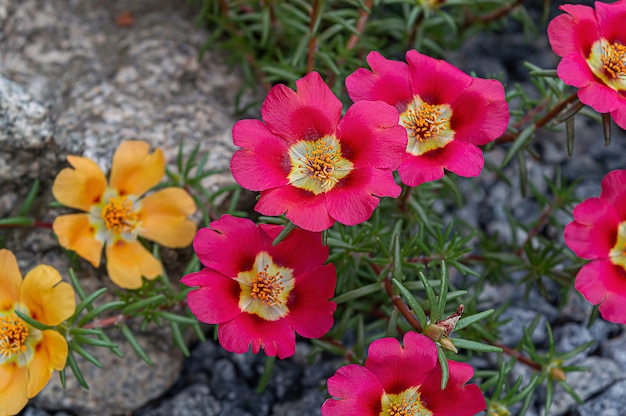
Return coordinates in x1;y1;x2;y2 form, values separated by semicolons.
365;332;437;394
610;104;626;130
598;290;626;324
255;186;335;232
577;82;620;113
0;249;22;311
109;141;165;197
345;51;412;110
600;169;626;219
406;50;472;105
53;213;104;267
218;313;296;359
181;269;242;324
20;265;76;326
398;153;446;187
440;140;485;178
575;259;625;306
193;215;264;278
284;264;336;339
105;240;162;289
547;5;599;58
420;360;486;416
336;100;406;169
138;188;197;248
0;363;28;416
595;0;626;43
564;197;619;260
27;330;68;398
450;78;509;146
262;72;342;143
261;224;328;276
231;119;291;191
52;155;107;211
326;169;400;226
556;54;596;89
322;364;384;416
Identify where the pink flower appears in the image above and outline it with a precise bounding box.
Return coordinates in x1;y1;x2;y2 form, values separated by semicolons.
346;50;509;187
564;169;626;324
321;332;485;416
548;1;626;129
181;214;337;358
230;71;407;232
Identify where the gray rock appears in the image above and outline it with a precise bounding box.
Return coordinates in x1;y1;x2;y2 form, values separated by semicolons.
555;323;596;364
497;307;548;347
137;384;221;416
578;379;626;416
601;329;626;371
547;357;625;415
32;325;183;416
271;390;326;416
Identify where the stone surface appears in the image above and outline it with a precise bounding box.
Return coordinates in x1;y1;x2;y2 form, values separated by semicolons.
32;326;184;416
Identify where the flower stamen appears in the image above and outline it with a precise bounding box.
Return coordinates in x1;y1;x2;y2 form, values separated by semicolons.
251;264;285;306
0;314;28;358
299;141;340;189
403;102;448;143
602;42;626;80
101;196;139;235
381;390;432;416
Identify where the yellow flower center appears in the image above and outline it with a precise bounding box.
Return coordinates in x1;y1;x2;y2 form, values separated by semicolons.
0;313;28;359
287;136;353;195
236;251;295;321
588;39;626;91
609;221;626;270
380;388;432;416
601;42;626;80
251;264;285;307
101;195;139;235
400;97;454;156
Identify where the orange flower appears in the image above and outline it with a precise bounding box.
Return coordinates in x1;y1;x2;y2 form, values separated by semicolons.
52;141;197;289
0;249;76;416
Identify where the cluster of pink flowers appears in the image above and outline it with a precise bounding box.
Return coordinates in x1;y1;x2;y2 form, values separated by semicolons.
230;51;509;232
180;2;626;413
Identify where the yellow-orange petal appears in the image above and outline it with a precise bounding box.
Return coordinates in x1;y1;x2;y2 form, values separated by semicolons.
105;240;163;289
52;155;107;211
26;330;68;398
0;363;28;416
109;141;165;197
20;265;76;326
138;188;197;248
53;213;103;268
0;249;22;312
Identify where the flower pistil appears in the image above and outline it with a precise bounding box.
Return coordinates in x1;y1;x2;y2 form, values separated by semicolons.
381;388;432;416
288;136;353;194
401;97;453;156
0;313;28;358
602;41;626;81
251;264;285;307
101;195;140;235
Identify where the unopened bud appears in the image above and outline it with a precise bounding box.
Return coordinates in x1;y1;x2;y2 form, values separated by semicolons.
423;323;446;342
438;336;458;353
549;366;567;382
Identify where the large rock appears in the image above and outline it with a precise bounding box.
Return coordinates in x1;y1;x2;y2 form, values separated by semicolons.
0;0;252;414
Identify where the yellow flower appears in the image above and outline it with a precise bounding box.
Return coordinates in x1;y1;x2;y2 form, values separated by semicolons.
52;141;197;289
0;249;76;416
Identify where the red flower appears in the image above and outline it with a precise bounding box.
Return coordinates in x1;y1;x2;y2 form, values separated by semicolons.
181;215;337;358
346;50;509;187
564;169;626;323
230;72;407;232
548;1;626;129
321;332;485;416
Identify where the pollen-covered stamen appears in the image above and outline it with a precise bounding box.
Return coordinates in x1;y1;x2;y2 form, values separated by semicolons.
250;265;285;306
101;196;139;235
288;136;353;195
602;42;626;80
381;390;431;416
0;314;28;358
299;141;341;189
402;102;448;143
